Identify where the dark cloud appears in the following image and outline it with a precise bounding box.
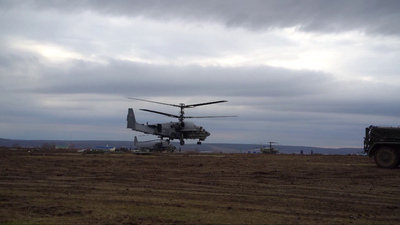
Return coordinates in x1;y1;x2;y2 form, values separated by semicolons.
29;59;334;99
256;95;400;118
4;0;400;35
3;53;400;120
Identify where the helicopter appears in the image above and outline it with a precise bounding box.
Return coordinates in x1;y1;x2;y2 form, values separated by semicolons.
134;136;176;152
254;142;279;154
126;97;234;145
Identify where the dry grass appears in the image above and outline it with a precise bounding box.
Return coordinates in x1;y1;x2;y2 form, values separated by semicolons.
1;150;400;224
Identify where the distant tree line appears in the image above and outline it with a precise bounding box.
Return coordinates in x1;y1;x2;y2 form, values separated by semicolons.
42;143;56;150
41;143;75;150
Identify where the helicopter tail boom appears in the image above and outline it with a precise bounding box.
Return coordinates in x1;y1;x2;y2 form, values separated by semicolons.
127;108;157;134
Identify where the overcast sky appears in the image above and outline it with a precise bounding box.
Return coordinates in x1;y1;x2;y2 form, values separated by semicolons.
1;0;400;147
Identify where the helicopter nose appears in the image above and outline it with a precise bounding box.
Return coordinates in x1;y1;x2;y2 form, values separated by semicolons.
205;131;210;136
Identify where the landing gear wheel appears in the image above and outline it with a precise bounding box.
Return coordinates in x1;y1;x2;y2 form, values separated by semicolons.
180;140;185;146
374;147;399;169
197;141;201;145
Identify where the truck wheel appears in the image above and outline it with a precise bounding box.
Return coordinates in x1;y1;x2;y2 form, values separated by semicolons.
395;157;400;168
374;147;399;169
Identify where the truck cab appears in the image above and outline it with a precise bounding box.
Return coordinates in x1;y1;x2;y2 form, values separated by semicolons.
364;125;400;168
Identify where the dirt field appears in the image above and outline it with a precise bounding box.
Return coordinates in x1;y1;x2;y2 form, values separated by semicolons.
1;149;399;225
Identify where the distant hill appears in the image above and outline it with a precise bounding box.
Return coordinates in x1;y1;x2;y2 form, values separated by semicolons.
177;143;362;155
0;138;363;155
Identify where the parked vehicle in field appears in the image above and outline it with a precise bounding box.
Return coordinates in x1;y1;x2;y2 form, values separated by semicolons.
364;125;400;168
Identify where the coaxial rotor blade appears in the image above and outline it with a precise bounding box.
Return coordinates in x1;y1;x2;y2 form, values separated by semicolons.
185;100;228;108
127;97;181;107
127;97;228;109
184;115;237;119
140;109;179;118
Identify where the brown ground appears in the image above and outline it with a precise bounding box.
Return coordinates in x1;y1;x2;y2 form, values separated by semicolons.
0;149;399;225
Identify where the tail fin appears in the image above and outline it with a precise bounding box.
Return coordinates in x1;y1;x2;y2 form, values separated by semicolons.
134;136;138;144
127;108;136;129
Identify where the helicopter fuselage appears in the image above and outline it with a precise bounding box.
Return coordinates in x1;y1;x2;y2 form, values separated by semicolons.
127;108;210;145
134;136;176;152
155;121;210;140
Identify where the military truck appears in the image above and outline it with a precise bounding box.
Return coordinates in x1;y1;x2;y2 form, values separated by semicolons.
364;125;400;168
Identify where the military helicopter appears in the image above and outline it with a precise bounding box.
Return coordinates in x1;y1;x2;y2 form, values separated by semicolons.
254;142;279;154
134;136;176;152
126;97;234;145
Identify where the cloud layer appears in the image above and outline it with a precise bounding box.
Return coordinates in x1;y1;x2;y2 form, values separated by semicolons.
5;0;400;35
1;1;400;147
